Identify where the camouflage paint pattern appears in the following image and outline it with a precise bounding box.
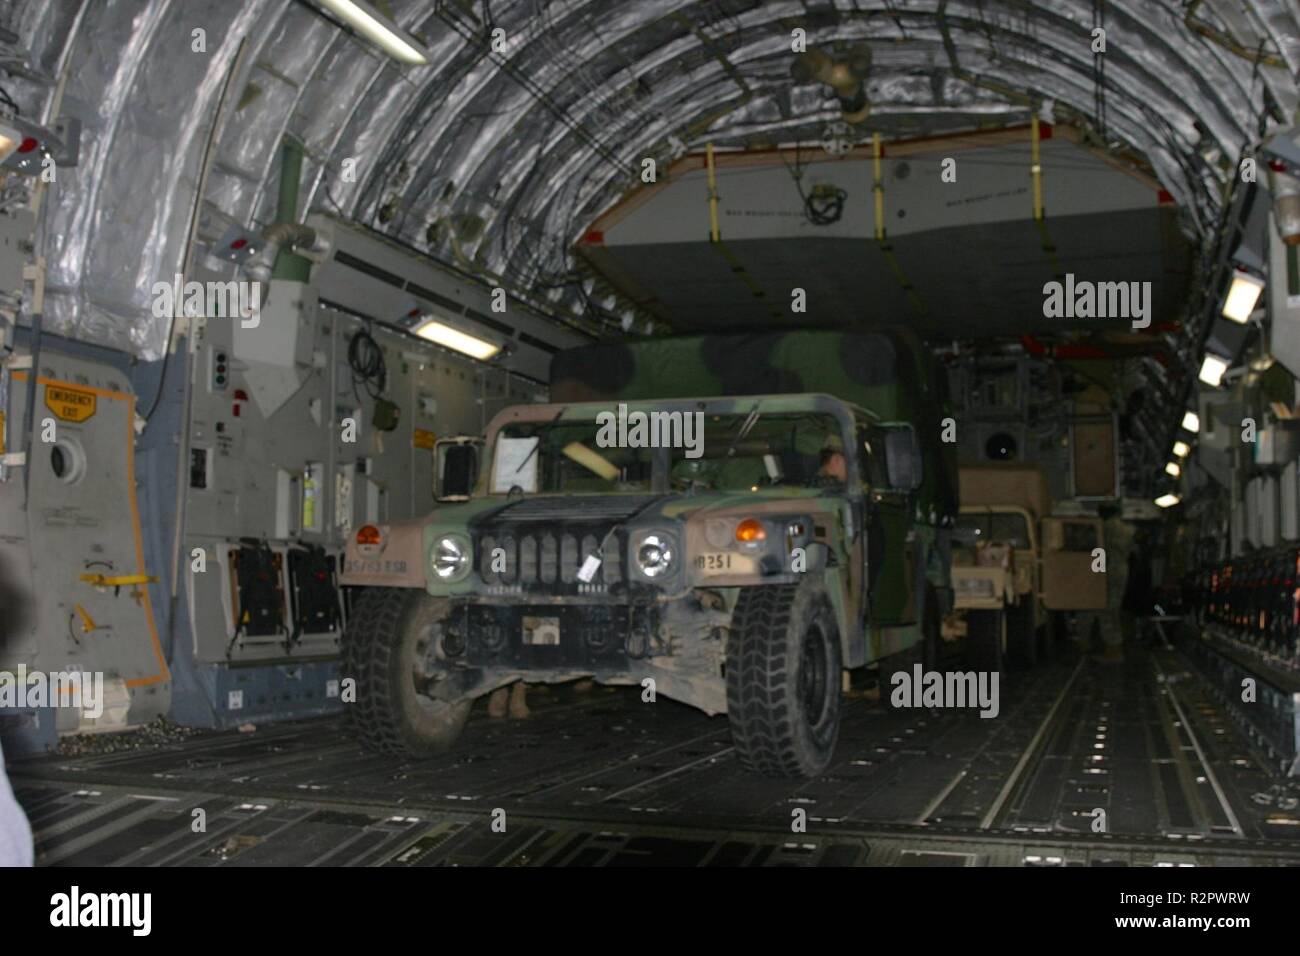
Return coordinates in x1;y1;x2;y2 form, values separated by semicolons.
549;328;959;527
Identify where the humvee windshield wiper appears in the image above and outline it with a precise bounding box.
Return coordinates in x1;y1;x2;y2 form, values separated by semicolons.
724;402;762;460
514;406;567;475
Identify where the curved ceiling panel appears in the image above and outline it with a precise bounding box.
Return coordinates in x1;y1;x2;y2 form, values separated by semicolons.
3;0;1296;357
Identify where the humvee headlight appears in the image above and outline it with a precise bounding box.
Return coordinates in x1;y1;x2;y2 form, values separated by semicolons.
636;533;674;577
431;534;471;581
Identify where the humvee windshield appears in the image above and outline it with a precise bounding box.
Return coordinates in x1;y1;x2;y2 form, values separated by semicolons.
491;410;848;494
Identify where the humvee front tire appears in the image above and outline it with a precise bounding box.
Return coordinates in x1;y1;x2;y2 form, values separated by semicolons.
343;587;472;757
726;583;841;778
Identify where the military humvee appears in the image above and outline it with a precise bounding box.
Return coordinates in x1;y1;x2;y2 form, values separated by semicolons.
339;330;959;777
949;464;1108;664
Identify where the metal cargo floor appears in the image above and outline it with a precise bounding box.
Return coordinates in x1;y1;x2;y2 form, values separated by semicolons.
11;638;1300;866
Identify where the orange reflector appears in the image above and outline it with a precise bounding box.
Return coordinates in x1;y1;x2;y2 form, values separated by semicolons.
735;518;766;543
356;524;382;546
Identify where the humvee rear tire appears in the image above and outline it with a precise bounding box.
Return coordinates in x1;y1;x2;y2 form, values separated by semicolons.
343;587;472;758
726;583;841;778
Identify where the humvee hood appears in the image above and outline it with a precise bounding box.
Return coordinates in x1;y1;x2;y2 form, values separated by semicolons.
464;488;835;528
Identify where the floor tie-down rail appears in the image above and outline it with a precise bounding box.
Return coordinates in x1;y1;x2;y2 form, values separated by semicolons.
11;638;1300;865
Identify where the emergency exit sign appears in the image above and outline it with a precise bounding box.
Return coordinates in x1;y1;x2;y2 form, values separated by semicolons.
44;383;97;422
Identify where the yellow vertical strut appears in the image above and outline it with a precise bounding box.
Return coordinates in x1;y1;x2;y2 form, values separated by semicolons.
1030;117;1064;277
1031;115;1044;220
871;133;925;315
702;142;782;319
872;133;885;241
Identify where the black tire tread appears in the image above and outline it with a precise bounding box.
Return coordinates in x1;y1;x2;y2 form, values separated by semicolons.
342;588;468;758
726;584;839;777
342;587;414;756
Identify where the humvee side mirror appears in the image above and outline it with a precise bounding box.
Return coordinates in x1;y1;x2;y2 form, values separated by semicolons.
884;425;923;492
436;438;482;500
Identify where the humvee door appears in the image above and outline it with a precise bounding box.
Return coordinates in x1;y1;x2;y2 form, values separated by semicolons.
1041;516;1107;610
857;420;919;625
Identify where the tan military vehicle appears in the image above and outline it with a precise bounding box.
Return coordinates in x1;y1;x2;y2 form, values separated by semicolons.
947;465;1107;665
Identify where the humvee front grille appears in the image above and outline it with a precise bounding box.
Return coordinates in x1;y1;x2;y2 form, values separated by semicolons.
475;527;624;593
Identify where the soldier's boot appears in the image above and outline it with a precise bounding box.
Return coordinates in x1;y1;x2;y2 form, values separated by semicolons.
1091;645;1124;665
487;686;509;718
508;682;530;719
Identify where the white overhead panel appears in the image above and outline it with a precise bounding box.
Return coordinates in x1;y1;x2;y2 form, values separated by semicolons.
307;215;588;383
577;129;1191;337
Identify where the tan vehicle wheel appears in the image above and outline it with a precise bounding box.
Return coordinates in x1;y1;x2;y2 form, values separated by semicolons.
342;588;472;757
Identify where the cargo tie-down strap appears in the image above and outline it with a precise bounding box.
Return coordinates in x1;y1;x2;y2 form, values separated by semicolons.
704;142;785;322
1030;116;1066;283
871;133;926;317
79;573;158;587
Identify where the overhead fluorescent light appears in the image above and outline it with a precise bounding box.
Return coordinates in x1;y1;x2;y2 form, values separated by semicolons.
1221;270;1265;324
317;0;428;64
1172;441;1190;458
1182;411;1200;433
414;319;501;360
1199;354;1229;387
1165;461;1181;478
1155;493;1180;509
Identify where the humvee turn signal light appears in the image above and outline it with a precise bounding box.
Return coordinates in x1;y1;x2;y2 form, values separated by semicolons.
736;518;766;543
356;524;382;546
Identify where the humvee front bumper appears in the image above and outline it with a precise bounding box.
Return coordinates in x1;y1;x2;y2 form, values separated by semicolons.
442;601;662;669
431;597;728;714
